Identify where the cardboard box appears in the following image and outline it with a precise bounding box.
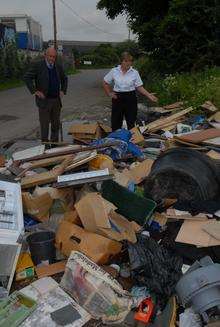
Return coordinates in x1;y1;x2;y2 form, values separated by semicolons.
22;192;53;222
68;123;111;140
34;186;75;214
99;210;137;243
75;193;137;243
55;220;122;264
75;192;116;232
64;210;82;225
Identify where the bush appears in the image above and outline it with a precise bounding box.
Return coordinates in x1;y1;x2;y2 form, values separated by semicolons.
0;41;31;82
135;57;220;109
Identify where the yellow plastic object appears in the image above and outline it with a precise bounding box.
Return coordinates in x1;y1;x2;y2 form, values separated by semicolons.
16;253;34;273
89;154;113;171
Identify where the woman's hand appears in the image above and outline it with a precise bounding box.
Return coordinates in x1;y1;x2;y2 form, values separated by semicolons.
147;93;158;103
136;86;158;103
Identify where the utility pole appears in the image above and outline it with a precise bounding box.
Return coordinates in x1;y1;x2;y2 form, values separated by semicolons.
52;0;57;49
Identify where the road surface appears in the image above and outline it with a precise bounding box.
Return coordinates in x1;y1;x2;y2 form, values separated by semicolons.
0;69;111;145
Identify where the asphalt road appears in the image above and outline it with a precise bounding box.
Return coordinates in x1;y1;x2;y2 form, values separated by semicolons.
0;69;110;145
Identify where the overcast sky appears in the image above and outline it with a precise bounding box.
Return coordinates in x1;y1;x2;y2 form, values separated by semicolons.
0;0;132;42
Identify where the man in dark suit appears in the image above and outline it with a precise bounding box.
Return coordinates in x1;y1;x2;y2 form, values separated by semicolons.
24;47;68;143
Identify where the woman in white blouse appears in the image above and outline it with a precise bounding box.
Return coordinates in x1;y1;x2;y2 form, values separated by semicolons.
103;52;158;131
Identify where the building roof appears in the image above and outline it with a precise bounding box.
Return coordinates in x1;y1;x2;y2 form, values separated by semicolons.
0;15;41;26
48;40;120;46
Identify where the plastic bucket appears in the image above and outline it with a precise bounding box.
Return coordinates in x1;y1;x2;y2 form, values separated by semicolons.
27;231;56;266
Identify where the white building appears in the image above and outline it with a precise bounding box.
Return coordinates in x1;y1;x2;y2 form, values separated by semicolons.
0;14;43;51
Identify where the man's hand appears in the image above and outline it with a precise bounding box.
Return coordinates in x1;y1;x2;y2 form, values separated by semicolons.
147;93;158;103
60;91;64;98
34;91;45;99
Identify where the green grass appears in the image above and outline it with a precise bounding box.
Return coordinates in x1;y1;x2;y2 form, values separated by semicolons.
135;57;220;110
148;67;220;110
0;79;24;91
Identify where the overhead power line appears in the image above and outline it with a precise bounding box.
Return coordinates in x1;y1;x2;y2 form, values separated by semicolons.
59;0;125;37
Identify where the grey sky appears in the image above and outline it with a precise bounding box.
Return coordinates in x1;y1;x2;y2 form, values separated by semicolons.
0;0;131;42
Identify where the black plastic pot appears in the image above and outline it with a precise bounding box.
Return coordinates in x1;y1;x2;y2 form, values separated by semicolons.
27;231;56;266
144;148;220;203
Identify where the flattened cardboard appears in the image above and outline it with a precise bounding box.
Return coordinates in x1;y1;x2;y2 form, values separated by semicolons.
22;192;53;222
75;194;137;243
34;186;74;212
99;210;137;243
75;192;116;231
113;169;132;187
202;220;220;241
128;159;153;184
55;220;122;264
175;220;220;247
64;210;82;225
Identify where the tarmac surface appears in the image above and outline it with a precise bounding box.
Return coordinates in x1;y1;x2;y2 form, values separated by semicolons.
0;69;111;145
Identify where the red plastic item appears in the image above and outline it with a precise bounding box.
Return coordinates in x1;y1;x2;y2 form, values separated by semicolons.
134;298;154;324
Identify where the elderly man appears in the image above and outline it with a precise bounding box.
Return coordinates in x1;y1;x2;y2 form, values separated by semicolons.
24;47;68;144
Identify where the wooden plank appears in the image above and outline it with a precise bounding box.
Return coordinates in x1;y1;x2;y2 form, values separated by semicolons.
28;155;70;169
21;156;74;189
174;137;205;148
142;107;194;133
35;261;67;278
177;128;220;144
163;101;184;110
18;142;119;163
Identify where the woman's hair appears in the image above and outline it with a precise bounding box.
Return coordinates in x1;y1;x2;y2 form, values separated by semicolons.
120;51;133;62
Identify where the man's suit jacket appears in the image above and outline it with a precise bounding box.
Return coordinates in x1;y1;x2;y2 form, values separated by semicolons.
24;59;68;109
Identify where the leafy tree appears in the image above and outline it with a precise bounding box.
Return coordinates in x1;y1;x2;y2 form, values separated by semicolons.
97;0;220;73
115;40;141;58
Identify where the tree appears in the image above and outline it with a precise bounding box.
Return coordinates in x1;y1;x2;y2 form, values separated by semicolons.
115;40;141;58
97;0;220;73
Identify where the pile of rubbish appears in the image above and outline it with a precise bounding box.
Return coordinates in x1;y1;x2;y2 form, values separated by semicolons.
0;100;220;327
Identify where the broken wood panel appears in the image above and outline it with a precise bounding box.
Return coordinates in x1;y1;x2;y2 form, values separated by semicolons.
18;142;118;163
28;155;70;169
143;107;194;133
35;261;67;278
21;156;74;189
201;101;219;113
177;128;220;144
163;101;184;110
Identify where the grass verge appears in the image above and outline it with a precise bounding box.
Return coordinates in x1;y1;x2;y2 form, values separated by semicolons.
0;79;24;91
